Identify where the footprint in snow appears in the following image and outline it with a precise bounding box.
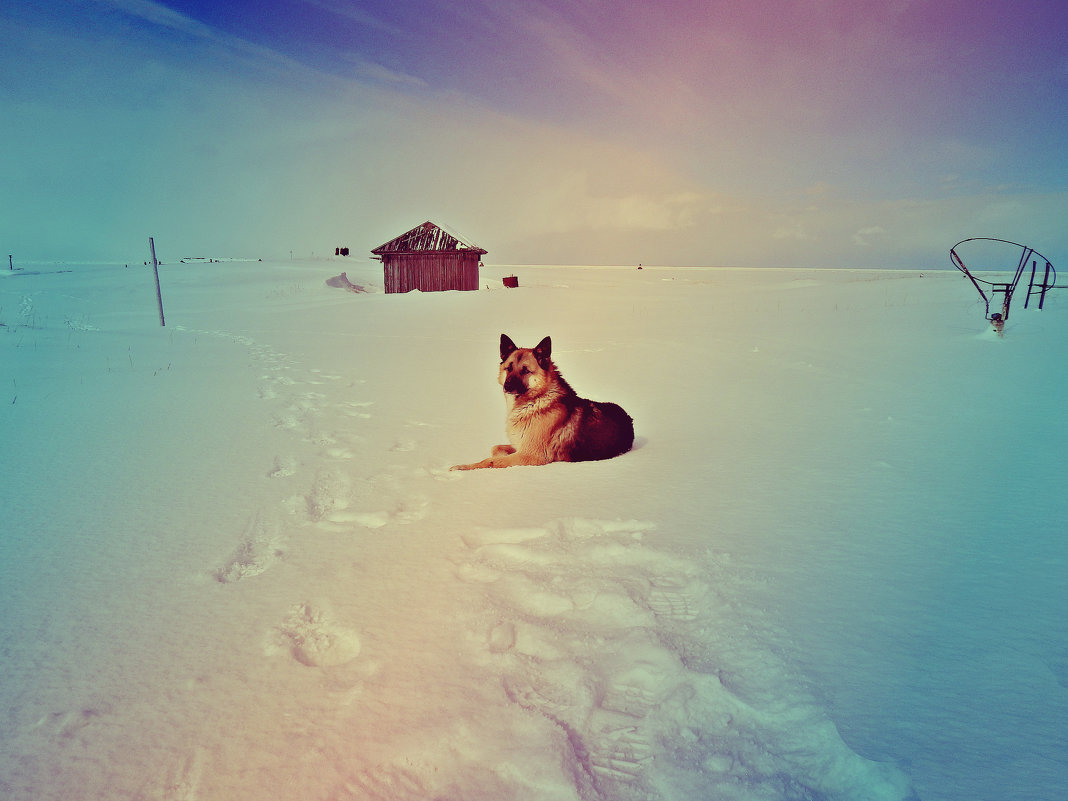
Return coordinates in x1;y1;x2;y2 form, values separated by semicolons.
342;400;374;419
332;763;427;801
271;409;306;432
304;469;355;522
213;510;286;583
426;464;462;482
32;705;112;742
268;455;298;479
323;510;390;529
325;445;355;460
272;602;361;667
140;742;208;801
645;575;708;623
322;496;429;529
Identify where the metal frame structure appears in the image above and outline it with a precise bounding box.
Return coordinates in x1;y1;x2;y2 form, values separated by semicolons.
949;237;1056;329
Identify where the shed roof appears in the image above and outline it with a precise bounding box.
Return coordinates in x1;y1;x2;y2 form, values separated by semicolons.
371;221;487;255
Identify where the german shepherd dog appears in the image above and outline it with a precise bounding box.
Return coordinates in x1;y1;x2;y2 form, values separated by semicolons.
451;334;634;470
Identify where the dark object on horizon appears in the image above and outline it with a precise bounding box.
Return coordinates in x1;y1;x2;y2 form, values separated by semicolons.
371;221;486;294
950;237;1057;334
503;275;519;288
335;247;351;256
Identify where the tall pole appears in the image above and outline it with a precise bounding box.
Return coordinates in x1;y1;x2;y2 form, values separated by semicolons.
149;237;166;327
7;254;11;271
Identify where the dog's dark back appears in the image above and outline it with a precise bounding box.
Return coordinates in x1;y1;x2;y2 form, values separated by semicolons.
565;397;634;461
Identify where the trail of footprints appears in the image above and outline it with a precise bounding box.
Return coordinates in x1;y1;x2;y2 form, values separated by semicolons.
443;518;913;801
451;518;709;798
200;326;443;680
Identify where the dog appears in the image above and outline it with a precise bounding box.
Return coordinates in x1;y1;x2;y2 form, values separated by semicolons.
451;334;634;470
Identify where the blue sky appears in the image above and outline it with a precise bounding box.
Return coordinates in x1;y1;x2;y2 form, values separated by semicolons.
4;0;1068;267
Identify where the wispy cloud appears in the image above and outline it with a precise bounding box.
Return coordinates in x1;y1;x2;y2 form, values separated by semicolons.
302;0;403;36
94;0;218;40
93;0;314;77
852;226;887;247
348;59;429;89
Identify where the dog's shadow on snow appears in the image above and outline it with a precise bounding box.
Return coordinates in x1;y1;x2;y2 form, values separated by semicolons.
630;436;649;452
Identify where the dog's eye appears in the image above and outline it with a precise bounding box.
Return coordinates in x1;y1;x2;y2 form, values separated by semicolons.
520;366;531;375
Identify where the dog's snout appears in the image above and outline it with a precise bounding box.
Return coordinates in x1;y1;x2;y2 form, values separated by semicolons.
503;373;526;395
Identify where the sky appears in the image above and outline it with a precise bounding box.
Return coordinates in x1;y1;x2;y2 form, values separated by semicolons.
3;0;1068;267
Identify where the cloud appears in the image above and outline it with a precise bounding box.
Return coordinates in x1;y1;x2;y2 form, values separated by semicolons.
773;222;818;242
349;59;429;88
93;0;320;79
94;0;218;40
501;171;706;236
301;0;403;35
852;226;887;247
609;191;706;232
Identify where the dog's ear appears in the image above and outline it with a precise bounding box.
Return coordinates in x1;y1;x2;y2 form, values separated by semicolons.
533;336;552;367
500;334;518;362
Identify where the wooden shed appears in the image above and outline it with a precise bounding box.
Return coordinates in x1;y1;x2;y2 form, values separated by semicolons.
371;221;487;294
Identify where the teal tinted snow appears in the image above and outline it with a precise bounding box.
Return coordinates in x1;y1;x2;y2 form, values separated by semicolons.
1;260;1065;800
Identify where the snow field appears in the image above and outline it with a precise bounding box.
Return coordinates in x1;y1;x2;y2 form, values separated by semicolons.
3;258;1065;800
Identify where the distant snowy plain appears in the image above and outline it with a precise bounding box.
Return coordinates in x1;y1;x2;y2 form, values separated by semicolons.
2;258;1066;801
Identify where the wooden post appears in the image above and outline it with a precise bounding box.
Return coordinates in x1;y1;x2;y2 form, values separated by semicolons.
149;237;166;327
1038;262;1053;310
1024;260;1037;309
7;255;11;271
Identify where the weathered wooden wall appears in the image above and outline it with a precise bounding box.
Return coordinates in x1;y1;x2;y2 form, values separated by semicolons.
383;252;480;293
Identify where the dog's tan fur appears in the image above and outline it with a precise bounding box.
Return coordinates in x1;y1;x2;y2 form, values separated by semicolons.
451;334;634;470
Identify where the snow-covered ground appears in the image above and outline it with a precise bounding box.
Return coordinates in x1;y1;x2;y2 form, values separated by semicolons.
2;258;1065;801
